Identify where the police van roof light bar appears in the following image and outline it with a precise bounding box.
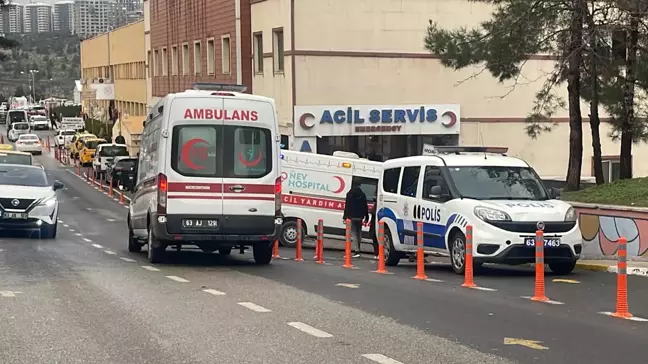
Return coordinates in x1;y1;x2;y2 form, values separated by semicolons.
191;83;248;93
423;145;509;155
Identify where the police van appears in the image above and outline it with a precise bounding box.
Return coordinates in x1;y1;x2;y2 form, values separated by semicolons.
376;146;581;275
127;84;282;264
279;150;382;246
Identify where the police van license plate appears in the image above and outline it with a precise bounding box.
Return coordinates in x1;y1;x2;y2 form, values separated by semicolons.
182;219;218;228
2;212;27;219
524;237;561;248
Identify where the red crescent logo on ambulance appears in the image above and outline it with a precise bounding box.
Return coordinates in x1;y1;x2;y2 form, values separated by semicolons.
442;111;457;128
181;138;210;170
299;113;316;130
238;149;263;167
332;176;345;194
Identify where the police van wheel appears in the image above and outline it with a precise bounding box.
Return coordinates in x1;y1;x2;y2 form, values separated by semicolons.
548;260;577;275
450;232;467;275
384;227;402;267
253;242;273;265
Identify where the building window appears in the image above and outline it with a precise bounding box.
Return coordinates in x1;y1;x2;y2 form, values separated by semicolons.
147;50;152;77
206;38;215;75
596;156;627;183
253;32;263;74
161;47;168;76
272;28;284;73
182;42;189;75
171;45;178;75
153;49;158;76
194;41;202;75
221;35;231;74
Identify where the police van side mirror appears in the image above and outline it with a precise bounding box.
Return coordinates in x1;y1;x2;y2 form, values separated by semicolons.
550;187;561;199
428;185;449;201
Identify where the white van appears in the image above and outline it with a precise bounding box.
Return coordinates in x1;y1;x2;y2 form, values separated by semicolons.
376;146;581;275
92;143;130;178
279;150;382;246
127;83;282;264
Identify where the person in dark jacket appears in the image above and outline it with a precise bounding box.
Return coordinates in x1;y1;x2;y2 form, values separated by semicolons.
342;184;369;257
115;134;126;144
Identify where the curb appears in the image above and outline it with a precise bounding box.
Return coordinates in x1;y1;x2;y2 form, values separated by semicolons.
576;262;648;277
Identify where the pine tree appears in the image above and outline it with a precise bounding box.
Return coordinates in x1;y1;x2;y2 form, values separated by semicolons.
424;0;589;190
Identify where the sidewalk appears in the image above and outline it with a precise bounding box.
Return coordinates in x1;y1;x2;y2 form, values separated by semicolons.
576;260;648;277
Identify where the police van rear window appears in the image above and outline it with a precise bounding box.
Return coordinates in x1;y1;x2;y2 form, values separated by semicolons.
171;125;271;178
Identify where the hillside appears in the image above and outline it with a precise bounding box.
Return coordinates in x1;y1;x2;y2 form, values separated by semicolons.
0;32;80;100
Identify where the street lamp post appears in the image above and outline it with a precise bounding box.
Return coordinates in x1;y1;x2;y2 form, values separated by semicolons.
20;69;39;103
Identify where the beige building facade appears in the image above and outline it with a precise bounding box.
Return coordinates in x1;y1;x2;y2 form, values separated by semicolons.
251;0;645;181
80;20;147;154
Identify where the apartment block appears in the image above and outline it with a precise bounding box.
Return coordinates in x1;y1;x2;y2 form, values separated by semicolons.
54;1;75;34
24;3;53;33
0;3;23;34
75;0;116;39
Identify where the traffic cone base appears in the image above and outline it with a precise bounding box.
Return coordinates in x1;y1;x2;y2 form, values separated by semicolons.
530;295;549;302
461;282;477;288
611;312;633;319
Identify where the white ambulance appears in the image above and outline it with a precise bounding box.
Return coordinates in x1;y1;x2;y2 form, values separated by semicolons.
279;150;382;246
376;146;581;275
127;83;282;264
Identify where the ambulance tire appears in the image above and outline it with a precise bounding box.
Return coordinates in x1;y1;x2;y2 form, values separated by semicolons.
279;220;304;247
253;242;273;265
384;226;403;267
147;227;165;264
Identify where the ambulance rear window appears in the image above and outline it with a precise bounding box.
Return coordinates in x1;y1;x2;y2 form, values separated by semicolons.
171;125;271;178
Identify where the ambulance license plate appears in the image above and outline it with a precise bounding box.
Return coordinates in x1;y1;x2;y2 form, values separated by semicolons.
182;219;218;228
524;237;561;248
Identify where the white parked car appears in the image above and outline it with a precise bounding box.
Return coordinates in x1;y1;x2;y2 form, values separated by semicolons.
15;134;42;155
92;143;129;178
29;115;50;130
0;164;62;238
55;129;76;148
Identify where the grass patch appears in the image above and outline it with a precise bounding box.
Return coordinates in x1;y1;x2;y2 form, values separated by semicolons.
562;177;648;207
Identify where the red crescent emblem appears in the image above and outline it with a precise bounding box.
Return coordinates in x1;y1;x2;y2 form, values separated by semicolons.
299;113;315;129
238;149;263;167
181;138;209;170
442;111;457;128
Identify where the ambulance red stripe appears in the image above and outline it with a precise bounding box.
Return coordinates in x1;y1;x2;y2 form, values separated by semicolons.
167;182;274;194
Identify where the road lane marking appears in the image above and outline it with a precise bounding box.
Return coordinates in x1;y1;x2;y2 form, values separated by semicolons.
166;276;189;283
468;286;497;291
104;250;116;255
0;291;22;297
106;218;116;222
120;257;136;262
86;208;92;211
63;224;69;227
361;354;404;364
238;302;271;312
521;296;564;305
504;337;548;350
552;279;580;284
425;278;443;282
141;266;160;271
75;233;82;236
82;238;92;242
335;283;359;289
599;312;648;321
203;289;226;296
287;322;333;338
69;229;76;232
92;244;103;249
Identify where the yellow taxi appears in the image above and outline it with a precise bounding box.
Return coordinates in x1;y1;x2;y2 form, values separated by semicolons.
69;132;96;159
79;138;106;166
0;144;14;151
0;150;32;165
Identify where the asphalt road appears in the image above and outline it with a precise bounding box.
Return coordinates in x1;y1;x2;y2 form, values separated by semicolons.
3;126;648;363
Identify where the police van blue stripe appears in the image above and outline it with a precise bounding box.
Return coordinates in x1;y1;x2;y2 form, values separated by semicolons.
378;207;446;249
